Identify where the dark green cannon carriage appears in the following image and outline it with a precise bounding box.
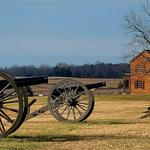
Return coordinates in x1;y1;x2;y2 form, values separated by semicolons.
0;71;106;138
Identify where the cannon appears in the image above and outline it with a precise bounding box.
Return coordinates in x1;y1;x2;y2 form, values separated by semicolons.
0;71;106;138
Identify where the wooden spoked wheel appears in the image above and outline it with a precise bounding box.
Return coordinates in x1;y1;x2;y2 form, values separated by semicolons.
2;73;28;133
0;72;26;138
11;87;28;133
48;79;95;122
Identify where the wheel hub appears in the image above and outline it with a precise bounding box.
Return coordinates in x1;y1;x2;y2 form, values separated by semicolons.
66;98;77;106
0;101;3;108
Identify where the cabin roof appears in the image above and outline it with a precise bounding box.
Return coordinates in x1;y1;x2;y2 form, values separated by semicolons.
130;49;150;63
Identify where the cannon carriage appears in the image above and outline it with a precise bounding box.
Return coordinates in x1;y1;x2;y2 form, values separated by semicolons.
0;71;106;138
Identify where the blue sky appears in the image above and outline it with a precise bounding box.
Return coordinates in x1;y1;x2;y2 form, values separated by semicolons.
0;0;141;67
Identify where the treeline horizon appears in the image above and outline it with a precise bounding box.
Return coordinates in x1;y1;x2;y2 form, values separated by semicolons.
0;62;130;78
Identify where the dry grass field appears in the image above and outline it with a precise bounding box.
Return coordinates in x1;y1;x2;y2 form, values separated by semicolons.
31;77;122;91
1;94;150;150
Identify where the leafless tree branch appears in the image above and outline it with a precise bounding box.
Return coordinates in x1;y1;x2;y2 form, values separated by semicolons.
123;0;150;62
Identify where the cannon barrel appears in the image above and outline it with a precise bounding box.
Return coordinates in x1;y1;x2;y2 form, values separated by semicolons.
52;81;106;96
66;81;106;91
0;76;48;90
85;82;106;90
14;76;48;87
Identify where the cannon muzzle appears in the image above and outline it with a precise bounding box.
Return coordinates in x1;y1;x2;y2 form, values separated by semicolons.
0;76;48;90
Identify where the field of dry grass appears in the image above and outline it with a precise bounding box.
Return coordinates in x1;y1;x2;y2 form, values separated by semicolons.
1;94;150;150
31;77;122;92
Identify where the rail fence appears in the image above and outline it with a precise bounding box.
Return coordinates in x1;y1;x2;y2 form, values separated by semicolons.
31;88;127;96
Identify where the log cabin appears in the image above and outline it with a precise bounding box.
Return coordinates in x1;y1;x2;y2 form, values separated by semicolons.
123;49;150;94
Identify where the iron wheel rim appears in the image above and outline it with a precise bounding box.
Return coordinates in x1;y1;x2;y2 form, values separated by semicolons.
48;79;94;122
0;72;24;138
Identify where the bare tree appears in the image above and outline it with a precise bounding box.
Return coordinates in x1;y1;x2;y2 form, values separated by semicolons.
123;0;150;61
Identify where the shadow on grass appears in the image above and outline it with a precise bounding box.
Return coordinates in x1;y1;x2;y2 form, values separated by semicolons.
83;119;131;125
82;119;150;125
10;134;150;142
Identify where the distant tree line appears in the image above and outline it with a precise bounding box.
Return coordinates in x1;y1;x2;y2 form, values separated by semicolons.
0;62;130;78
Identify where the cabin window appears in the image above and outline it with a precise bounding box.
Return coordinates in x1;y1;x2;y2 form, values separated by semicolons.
137;64;143;72
135;80;144;89
145;57;150;61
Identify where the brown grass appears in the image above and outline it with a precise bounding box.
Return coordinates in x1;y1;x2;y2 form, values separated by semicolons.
1;95;150;150
31;77;122;92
